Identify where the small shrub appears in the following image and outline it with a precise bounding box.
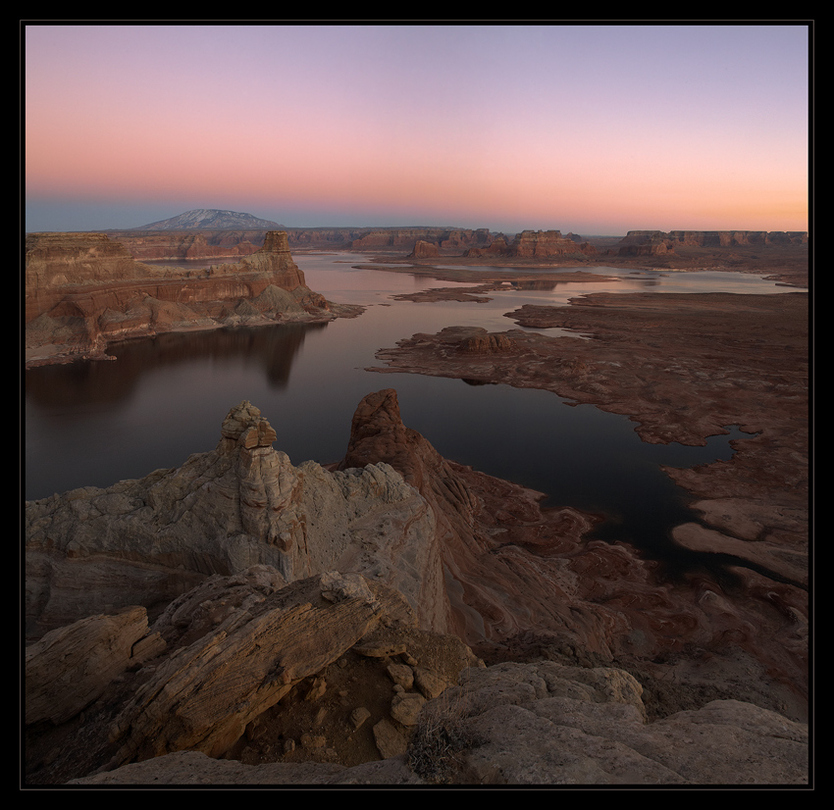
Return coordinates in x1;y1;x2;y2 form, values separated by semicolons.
406;690;473;784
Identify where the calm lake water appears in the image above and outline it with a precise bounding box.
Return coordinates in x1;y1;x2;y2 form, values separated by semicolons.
24;254;802;581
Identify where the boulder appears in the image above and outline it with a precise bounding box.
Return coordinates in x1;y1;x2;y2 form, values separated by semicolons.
104;572;396;766
25;566;481;784
25;606;161;726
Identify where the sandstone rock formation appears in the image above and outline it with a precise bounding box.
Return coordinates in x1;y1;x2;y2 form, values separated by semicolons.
26;388;809;723
25;606;163;727
108;225;495;257
103;572;411;766
347;227;492;253
23;391;811;786
510;229;597;258
463;235;511;257
25;399;445;638
369;292;809;722
616;230;675;256
288;227;493;252
665;229;808;247
23;565;808;787
403;662;808;785
617;229;809;257
466;229;596;260
24;568;482;784
24;230;362;367
341;391;808;721
407;239;440;259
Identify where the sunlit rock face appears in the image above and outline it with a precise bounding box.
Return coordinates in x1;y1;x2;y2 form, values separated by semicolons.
24;230;361;366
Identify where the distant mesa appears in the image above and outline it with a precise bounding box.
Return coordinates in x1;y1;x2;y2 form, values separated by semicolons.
464;229;596;259
617;229;808;256
135;209;287;231
98;209;809;270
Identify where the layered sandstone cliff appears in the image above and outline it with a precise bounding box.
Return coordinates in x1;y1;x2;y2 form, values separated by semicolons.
466;229;596;260
102;224;808;264
105;229;265;261
618;229;808;256
347;227;492;253
24;230;361;367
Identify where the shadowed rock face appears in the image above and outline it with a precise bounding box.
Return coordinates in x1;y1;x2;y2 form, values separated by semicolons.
57;645;809;787
25;567;809;787
24;391;811;786
25;567;482;783
333;389;808;728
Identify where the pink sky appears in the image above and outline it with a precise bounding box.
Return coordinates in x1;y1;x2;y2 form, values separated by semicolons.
24;23;810;234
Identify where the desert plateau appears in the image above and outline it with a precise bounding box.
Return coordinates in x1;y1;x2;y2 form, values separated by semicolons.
23;216;811;787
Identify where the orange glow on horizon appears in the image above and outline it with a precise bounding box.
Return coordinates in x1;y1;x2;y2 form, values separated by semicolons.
25;24;809;234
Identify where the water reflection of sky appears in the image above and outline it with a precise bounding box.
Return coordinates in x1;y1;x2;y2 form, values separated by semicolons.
150;254;805;306
371;262;804;298
26;253;801;580
295;255;806;336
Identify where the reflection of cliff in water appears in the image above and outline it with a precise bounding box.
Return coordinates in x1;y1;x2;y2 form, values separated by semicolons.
25;321;327;410
508;280;558;291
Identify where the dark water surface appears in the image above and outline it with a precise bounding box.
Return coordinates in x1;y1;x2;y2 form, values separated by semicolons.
24;254;798;578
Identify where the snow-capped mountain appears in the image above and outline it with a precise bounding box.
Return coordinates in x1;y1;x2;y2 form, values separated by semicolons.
136;209;286;231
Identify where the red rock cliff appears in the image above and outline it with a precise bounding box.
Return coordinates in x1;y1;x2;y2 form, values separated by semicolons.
618;229;808;256
105;229;265;261
466;230;596;259
24;231;358;367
